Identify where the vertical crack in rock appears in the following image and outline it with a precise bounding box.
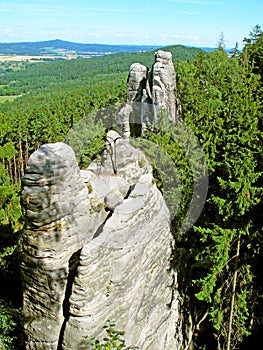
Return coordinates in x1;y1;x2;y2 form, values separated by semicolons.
57;249;81;350
106;135;123;174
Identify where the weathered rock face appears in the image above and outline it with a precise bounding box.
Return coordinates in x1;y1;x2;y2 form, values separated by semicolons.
126;63;148;105
151;50;177;123
118;50;177;138
21;131;183;349
21;142;108;349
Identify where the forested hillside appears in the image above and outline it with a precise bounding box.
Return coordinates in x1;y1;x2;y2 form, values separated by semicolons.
0;39;160;55
0;30;262;350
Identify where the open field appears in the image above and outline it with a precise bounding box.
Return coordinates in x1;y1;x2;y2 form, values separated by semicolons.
0;54;84;62
0;95;21;103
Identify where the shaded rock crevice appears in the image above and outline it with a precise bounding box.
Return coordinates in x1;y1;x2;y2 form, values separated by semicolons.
57;249;81;350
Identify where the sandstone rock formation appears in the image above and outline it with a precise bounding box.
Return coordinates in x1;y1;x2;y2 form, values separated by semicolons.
118;50;177;138
151;50;177;123
21;131;184;349
21;142;108;349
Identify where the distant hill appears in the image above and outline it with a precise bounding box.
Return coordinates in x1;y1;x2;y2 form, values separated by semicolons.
0;39;160;56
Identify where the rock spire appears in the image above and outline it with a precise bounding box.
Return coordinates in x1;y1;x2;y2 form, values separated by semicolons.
118;50;177;138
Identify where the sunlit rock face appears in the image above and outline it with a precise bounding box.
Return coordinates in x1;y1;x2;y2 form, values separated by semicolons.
21;131;183;350
151;50;177;123
117;50;177;137
21;142;108;350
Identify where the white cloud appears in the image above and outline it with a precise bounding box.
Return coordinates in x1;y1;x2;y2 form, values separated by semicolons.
3;29;14;33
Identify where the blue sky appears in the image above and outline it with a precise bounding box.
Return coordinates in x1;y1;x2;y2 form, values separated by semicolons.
0;0;262;48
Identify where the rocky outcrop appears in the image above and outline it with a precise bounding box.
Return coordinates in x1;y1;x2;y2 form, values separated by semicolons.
118;50;177;138
151;50;177;123
21;131;184;349
21;142;108;349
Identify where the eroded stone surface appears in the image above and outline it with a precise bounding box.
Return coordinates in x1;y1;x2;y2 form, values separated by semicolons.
152;50;177;123
87;130;151;185
21;132;183;350
117;50;177;137
21;143;108;350
62;173;179;349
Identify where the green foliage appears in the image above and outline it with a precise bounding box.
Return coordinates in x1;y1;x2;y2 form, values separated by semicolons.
193;226;236;303
84;320;126;350
0;237;22;350
243;25;263;80
0;299;21;349
131;116;200;234
65;111;106;167
0;144;22;231
0;125;23;350
176;40;263;348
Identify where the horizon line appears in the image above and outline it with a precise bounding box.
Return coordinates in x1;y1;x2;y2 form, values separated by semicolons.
0;37;220;49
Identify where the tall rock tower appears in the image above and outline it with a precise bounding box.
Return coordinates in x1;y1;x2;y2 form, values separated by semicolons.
118;50;177;138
